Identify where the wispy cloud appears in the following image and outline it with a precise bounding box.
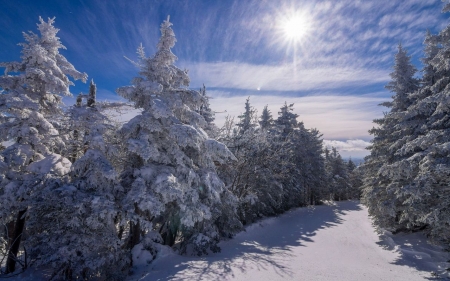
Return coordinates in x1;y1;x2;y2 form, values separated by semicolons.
185;61;390;92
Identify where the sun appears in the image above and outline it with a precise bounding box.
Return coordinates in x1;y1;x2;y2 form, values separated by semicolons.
280;14;310;43
272;8;314;67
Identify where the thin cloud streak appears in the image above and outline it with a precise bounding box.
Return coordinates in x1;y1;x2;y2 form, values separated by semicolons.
186;61;390;92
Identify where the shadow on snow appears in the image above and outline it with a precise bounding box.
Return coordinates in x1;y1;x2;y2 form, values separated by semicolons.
145;201;362;281
376;228;450;280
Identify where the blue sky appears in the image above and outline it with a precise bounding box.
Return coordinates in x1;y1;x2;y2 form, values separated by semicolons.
0;0;448;158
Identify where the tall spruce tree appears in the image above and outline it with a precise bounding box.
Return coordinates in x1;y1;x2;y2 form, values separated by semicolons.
422;30;440;87
259;105;273;130
276;102;299;138
362;44;419;231
198;84;217;137
199;84;215;125
236;97;257;135
380;12;450;243
218;99;285;224
0;17;87;273
325;147;351;201
384;44;419;112
274;103;305;209
116;16;238;255
87;79;96;107
28;87;128;279
66;79;98;163
297;128;326;205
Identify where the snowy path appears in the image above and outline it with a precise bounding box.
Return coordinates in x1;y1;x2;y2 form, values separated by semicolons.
131;201;449;281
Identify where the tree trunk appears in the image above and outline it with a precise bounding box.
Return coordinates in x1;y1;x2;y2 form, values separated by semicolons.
118;225;124;240
160;220;178;247
165;226;176;247
69;129;79;163
127;220;141;250
5;209;27;274
5;221;15;250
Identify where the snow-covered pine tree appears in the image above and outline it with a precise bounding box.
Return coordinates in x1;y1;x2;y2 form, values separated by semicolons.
347;159;363;199
64;79;103;163
273;102;313;209
0;17;87;273
347;158;356;171
218;99;286;224
273;102;327;207
27;86;128;279
380;12;450;244
259;105;273;131
421;30;440;87
236;97;257;135
275;102;299;138
198;85;215;125
325;147;351;201
362;44;418;231
296;128;326;205
116;16;238;255
198;84;218;137
219;98;328;222
384;44;420;112
87;78;96;107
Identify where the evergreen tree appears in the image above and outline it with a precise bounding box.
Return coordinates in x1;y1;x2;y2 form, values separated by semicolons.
66;79;98;163
276;102;299;138
273;103;302;208
347;159;356;171
421;30;440;87
384;44;419;112
0;17;87;273
259;105;273;130
219;102;327;222
198;84;217;137
273;103;327;208
348;160;363;199
298;128;326;205
325;147;351;201
363;4;450;246
236;97;257;134
87;79;96;107
116;16;238;255
199;84;215;125
362;44;419;231
138;16;189;91
380;17;450;243
218;101;285;224
28;108;128;279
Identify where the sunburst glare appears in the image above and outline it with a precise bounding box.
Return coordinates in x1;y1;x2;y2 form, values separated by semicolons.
273;8;314;80
281;15;310;43
273;8;314;60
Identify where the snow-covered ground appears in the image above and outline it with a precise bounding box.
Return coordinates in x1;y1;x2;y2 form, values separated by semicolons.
130;201;449;281
3;201;448;280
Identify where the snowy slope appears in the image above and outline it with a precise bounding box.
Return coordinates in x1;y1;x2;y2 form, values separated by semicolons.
130;201;449;281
